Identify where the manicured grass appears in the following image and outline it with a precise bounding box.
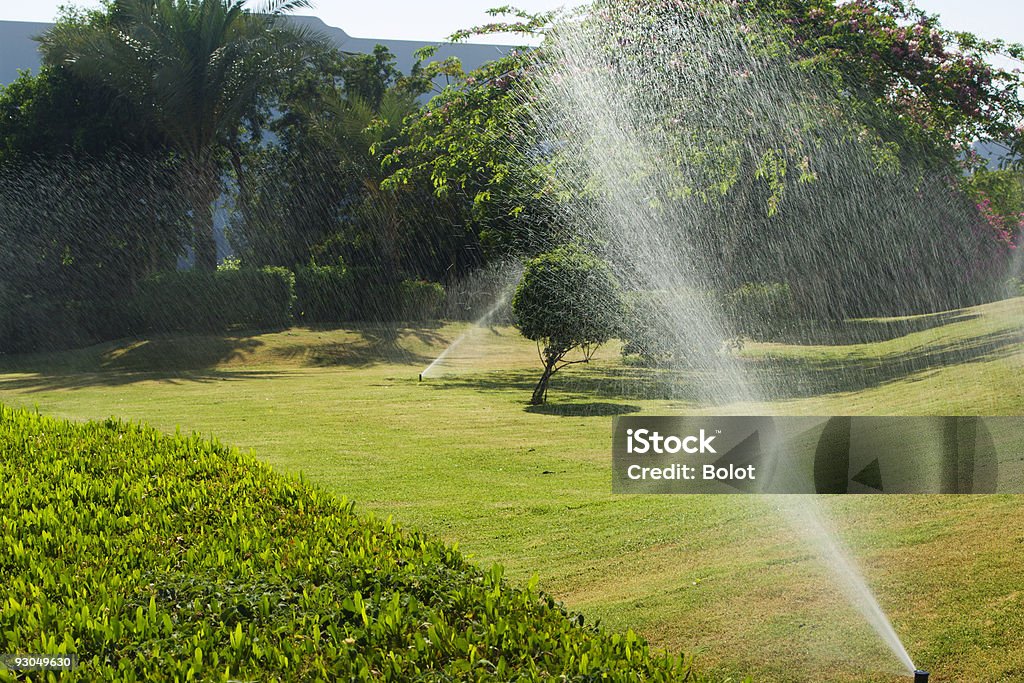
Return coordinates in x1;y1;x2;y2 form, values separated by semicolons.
1;297;1022;682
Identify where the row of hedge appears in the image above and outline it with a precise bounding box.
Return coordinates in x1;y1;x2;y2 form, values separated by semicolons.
1;270;801;355
293;265;445;324
620;283;800;365
143;266;446;330
138;268;296;332
0;266;447;352
0;405;724;681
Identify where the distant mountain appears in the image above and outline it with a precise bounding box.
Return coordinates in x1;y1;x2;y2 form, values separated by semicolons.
0;16;509;86
973;139;1018;168
0;20;49;84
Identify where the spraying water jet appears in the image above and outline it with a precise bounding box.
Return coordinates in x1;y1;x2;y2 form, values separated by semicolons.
419;289;515;380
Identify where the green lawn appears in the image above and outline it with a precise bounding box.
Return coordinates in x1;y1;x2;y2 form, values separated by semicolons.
1;297;1023;682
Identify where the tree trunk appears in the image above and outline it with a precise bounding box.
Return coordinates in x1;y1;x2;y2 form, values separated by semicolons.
530;355;559;405
193;203;218;271
192;162;220;271
228;143;253;259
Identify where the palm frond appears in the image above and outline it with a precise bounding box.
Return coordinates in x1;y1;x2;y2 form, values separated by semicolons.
255;0;312;18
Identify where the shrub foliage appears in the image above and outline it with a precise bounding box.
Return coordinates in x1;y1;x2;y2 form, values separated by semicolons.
294;264;353;324
512;246;623;404
135;268;295;333
0;406;719;681
721;282;799;342
399;279;446;321
0;267;449;352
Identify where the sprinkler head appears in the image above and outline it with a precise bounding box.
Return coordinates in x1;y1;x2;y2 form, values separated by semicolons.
418;373;423;382
914;671;929;682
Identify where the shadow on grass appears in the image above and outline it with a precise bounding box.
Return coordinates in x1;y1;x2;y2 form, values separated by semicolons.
427;367;712;408
0;334;269;375
751;328;1023;400
780;310;982;345
428;327;1023;406
270;324;447;368
100;335;267;371
525;402;642;417
0;322;450;381
0;368;288;393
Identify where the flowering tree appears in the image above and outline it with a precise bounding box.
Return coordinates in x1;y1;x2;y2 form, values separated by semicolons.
740;0;1024;170
967;168;1024;253
737;0;1024;262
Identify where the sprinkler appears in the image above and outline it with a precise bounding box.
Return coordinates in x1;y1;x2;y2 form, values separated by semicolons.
418;373;423;382
914;671;929;682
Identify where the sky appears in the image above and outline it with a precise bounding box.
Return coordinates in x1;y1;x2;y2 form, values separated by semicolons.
0;0;1022;48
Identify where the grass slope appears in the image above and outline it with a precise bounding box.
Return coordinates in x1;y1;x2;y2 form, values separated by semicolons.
0;406;718;682
0;297;1022;682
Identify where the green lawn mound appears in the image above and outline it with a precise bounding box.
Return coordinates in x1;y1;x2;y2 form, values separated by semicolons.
0;405;729;682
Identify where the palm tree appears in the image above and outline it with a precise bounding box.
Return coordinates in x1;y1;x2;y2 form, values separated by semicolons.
40;0;320;270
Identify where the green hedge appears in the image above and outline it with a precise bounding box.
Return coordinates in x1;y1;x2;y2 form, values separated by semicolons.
135;267;294;333
0;297;142;354
0;266;447;354
619;289;716;366
0;406;724;682
294;264;353;323
721;282;799;341
295;267;446;324
399;279;445;321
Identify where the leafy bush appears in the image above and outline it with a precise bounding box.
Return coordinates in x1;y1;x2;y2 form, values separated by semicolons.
722;282;799;341
619;290;717;366
400;279;445;321
442;262;520;323
0;265;296;352
136;267;294;333
0;296;141;354
0;406;722;682
295;268;446;324
513;245;623;404
346;267;407;322
217;256;243;271
294;264;354;323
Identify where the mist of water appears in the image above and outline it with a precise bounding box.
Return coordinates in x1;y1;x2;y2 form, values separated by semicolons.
780;497;918;674
421;289;513;378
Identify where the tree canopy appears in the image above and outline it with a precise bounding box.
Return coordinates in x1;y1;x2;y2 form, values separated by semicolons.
512;245;623;404
382;1;1023;319
38;0;321;269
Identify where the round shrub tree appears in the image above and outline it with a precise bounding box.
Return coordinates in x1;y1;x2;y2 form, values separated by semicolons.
512;245;623;405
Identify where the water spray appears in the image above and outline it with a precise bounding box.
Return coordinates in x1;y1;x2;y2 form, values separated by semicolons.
419;288;515;380
522;5;949;676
